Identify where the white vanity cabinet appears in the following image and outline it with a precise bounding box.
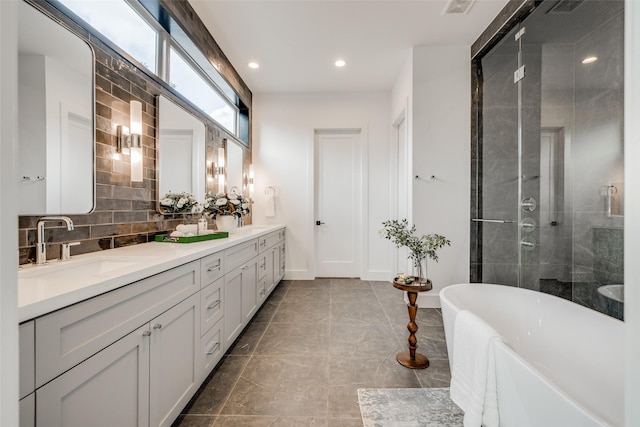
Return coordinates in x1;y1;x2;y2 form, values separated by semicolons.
36;324;151;427
33;262;201;427
18;226;285;427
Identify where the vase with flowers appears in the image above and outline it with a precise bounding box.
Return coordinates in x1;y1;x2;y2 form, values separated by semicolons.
379;219;450;286
203;190;251;233
158;191;202;221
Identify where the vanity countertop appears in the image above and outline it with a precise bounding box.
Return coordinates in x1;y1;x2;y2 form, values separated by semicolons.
18;224;285;322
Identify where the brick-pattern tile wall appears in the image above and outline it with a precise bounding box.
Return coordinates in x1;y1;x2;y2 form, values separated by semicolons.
18;0;251;264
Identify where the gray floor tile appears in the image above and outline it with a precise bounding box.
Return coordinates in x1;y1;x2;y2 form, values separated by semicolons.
213;416;329;426
221;355;330;417
272;301;331;323
180;279;450;423
282;287;331;304
185;356;251;415
228;322;269;355
330;301;388;325
255;321;330;355
414;358;452;388
173;414;216;427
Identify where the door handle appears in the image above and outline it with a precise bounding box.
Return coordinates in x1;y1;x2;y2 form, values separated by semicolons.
315;221;325;226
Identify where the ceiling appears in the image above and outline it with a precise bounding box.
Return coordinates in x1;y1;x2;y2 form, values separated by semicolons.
189;0;510;94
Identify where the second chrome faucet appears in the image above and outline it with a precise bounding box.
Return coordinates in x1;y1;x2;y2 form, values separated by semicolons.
36;216;74;265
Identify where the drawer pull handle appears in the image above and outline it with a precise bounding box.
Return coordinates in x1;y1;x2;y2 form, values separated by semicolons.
207;342;221;355
242;265;249;270
260;241;266;247
153;323;163;329
207;300;221;310
207;266;221;272
142;330;151;337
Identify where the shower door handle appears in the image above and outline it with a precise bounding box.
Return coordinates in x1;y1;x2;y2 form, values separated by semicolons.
472;219;516;224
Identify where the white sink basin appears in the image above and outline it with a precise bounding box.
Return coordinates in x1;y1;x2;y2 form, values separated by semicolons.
21;257;138;280
597;284;624;303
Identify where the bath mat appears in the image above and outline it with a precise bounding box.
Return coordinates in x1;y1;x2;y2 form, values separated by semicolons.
357;388;463;427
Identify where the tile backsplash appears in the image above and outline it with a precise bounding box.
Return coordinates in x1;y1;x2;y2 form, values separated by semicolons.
18;0;251;265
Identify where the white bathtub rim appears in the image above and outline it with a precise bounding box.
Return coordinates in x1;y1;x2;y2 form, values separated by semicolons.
494;340;613;427
440;283;624;427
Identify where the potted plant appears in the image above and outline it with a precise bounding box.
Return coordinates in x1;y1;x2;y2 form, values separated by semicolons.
159;191;202;215
379;219;450;285
203;190;251;233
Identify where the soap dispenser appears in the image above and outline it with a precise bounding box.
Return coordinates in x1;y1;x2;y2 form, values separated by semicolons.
198;215;208;235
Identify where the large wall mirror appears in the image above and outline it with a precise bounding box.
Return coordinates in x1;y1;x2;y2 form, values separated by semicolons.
18;1;95;215
157;95;206;210
226;138;244;195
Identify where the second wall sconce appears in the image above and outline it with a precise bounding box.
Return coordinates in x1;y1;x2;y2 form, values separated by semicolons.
115;100;143;182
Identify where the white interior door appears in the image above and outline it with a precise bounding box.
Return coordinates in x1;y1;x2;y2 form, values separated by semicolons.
315;129;361;278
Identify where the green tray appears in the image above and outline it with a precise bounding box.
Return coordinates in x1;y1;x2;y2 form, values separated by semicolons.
155;232;229;243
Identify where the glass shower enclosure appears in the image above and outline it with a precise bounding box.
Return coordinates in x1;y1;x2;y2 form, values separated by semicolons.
471;0;624;319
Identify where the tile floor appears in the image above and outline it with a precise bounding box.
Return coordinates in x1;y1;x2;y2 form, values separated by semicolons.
173;278;451;426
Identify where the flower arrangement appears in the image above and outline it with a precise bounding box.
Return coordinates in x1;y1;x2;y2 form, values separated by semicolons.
379;219;450;283
203;191;250;219
159;191;202;214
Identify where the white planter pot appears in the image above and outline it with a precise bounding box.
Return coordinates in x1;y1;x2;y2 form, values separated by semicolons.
216;215;237;234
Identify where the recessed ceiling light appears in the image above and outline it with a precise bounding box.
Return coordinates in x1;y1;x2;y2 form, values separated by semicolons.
334;59;346;68
582;56;598;64
248;62;260;69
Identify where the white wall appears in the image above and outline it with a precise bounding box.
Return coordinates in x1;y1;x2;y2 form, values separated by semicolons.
252;91;391;280
390;46;472;307
625;1;640;425
0;0;20;425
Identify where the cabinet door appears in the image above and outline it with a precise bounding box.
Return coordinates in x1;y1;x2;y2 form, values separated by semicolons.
36;324;150;427
224;258;258;348
278;243;286;281
224;267;244;348
19;321;34;400
241;259;258;323
149;293;201;427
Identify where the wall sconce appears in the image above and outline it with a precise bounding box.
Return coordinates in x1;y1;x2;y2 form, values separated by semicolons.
248;164;254;201
115;101;143;181
217;147;225;191
129;100;143;182
207;161;215;182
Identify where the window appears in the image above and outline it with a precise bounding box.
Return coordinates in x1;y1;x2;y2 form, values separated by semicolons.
56;0;158;73
169;47;237;134
53;0;243;140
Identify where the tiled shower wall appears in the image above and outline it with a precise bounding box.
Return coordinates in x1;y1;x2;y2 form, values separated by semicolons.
18;0;252;265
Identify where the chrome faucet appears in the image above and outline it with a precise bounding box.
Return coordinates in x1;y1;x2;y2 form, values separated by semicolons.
36;216;74;265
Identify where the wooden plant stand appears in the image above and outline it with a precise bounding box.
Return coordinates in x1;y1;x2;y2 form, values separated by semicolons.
392;277;432;369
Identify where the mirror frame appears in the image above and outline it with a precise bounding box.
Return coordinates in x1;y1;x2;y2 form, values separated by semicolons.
18;0;96;215
156;94;207;213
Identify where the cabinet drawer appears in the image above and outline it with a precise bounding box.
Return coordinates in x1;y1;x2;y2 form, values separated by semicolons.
258;230;283;253
35;261;200;388
201;252;224;286
19;321;35;399
201;277;223;336
257;275;268;303
224;239;258;272
200;319;223;379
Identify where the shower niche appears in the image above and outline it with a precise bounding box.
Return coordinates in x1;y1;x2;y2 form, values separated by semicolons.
471;0;624;320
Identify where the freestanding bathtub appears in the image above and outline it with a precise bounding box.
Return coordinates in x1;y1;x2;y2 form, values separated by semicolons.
440;283;624;427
